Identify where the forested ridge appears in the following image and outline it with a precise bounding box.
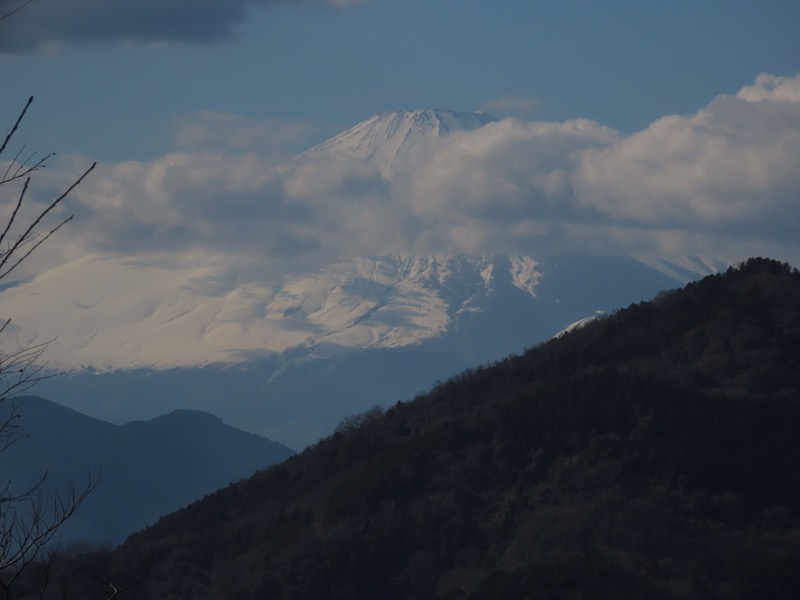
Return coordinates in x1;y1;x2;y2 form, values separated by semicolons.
60;258;800;599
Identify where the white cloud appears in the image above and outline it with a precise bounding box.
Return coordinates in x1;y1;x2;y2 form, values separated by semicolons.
15;73;800;279
575;77;800;246
402;119;618;218
736;73;800;103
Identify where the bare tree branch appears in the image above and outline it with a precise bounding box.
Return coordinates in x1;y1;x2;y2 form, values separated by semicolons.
0;474;99;599
0;161;94;282
0;97;33;158
96;549;152;600
0;92;110;598
0;0;34;23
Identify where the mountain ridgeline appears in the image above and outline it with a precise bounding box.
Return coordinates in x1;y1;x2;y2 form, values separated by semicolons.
60;259;800;598
0;399;294;544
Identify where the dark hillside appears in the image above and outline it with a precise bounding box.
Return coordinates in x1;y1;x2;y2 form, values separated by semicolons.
66;258;800;599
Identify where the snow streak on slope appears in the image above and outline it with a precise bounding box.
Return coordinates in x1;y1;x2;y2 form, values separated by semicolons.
509;256;542;297
302;108;497;175
0;254;542;372
552;312;606;339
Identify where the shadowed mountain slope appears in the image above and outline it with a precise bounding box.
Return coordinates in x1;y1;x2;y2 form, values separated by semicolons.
68;258;800;599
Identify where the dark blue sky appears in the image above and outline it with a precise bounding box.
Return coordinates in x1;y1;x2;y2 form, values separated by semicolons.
2;0;798;159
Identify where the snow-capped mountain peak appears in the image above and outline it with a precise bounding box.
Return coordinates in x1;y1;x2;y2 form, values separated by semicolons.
301;108;497;175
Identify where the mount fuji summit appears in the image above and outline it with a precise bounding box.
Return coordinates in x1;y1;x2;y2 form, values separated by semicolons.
301;108;497;175
5;108;729;448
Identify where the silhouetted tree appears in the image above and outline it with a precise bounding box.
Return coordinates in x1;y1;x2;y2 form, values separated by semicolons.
0;96;98;599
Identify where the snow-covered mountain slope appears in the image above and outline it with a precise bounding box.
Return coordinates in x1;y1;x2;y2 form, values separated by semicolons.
301;108;497;175
0;253;542;371
31;253;730;449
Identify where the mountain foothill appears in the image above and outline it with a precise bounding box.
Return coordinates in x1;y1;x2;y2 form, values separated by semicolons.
28;257;800;599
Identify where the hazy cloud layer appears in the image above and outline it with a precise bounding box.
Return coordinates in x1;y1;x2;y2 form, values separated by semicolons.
17;73;800;279
0;0;368;53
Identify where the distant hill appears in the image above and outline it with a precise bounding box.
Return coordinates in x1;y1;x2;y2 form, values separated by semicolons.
51;258;800;598
0;397;294;544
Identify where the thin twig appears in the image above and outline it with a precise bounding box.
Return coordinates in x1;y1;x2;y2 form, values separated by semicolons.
2;152;54;186
0;97;33;157
0;0;34;23
0;178;26;248
0;161;95;280
0;214;74;281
